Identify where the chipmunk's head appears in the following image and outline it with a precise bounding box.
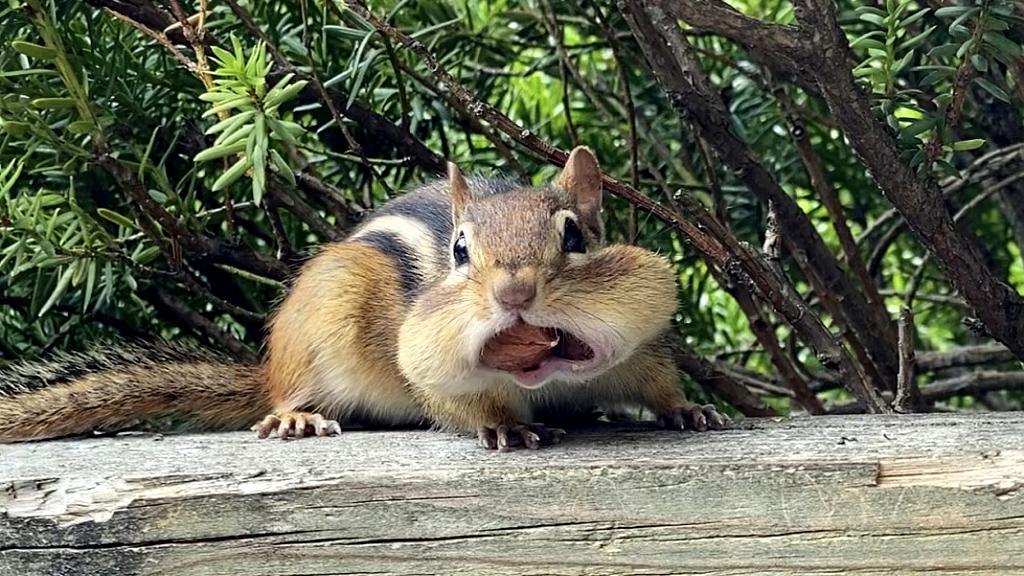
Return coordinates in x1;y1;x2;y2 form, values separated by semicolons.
398;146;677;394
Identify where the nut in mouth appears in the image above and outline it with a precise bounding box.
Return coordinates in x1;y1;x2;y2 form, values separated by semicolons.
479;321;597;386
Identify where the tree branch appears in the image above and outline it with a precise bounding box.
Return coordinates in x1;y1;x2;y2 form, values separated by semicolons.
145;288;257;363
672;345;778;417
786;0;1024;360
622;0;899;393
893;308;921;413
917;344;1016;372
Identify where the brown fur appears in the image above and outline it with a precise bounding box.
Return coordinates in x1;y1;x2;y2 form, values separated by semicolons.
0;360;266;442
264;242;422;424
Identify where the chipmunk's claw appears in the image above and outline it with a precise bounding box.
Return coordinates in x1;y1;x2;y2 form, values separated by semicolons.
253;412;341;439
476;423;565;451
658;404;730;432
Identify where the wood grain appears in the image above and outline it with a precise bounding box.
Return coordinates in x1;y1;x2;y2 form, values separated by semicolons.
2;413;1023;575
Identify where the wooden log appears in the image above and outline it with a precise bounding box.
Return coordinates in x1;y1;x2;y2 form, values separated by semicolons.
2;413;1023;575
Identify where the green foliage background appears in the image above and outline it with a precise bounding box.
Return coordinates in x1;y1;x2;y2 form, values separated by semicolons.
1;0;1023;412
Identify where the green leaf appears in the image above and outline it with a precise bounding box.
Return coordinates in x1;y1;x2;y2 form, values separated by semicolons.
900;8;930;28
215;123;255;149
264;80;308;109
245;41;265;78
11;40;56;60
207;111;255;137
0;120;31;138
902;117;936;137
323;69;352;89
949;8;980;34
38;194;64;208
971;54;988;72
210;45;237;67
212;155;252;192
199;91;241;103
268;117;297;146
270;149;295;186
266;72;296;96
855;6;886;17
324;25;369;39
921;70;951;86
956;38;975;59
934;6;972;18
859;12;885;25
83;259;96;312
952;138;985;151
909;148;925;168
0;68;59;78
975;77;1011;102
231;35;245;66
251;113;267;204
893;49;916;73
194;139;247;163
983;18;1010;32
928;43;959;59
853;66;882;79
38;265;74;317
934;159;961;179
898;26;935;52
983;31;1023;57
132;245;161;265
347;48;380;110
71;256;87;286
409;17;461;39
202;95;253;117
853;38;887;52
96;208;136;230
30;97;77;109
67;120;94;134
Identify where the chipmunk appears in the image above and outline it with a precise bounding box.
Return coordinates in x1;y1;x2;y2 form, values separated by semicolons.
0;146;726;450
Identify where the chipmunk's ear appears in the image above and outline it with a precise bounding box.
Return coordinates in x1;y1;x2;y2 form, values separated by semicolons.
557;146;603;226
448;161;470;221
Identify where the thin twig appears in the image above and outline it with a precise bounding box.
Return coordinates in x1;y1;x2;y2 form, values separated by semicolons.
893;307;920;413
761;200;782;268
779;94;886;323
103;8;196;72
831;370;1024;414
391;60;527;177
671;342;779;417
146;288;257;363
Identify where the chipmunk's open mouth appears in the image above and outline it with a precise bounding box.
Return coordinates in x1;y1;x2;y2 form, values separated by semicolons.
479;322;600;389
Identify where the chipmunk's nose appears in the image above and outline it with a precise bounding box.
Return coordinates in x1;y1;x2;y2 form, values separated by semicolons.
493;271;537;311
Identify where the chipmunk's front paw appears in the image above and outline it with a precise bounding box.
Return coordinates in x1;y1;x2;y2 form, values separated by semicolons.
476;423;566;451
657;404;730;432
252;412;341;439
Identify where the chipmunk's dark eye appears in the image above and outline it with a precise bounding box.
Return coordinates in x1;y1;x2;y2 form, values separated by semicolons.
453;232;470;266
562;218;586;253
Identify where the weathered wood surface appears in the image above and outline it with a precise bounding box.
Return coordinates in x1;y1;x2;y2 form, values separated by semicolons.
2;413;1023;575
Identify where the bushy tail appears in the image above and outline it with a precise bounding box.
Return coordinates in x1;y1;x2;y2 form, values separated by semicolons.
0;343;270;442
